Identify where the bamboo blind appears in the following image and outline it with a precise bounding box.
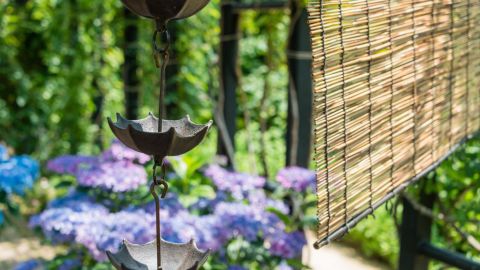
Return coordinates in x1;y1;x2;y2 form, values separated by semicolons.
308;0;480;248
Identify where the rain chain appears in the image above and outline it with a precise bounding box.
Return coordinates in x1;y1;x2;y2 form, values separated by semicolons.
106;0;212;269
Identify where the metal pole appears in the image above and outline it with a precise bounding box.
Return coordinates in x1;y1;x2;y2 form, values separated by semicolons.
124;9;140;119
286;2;312;167
217;3;239;167
398;186;435;270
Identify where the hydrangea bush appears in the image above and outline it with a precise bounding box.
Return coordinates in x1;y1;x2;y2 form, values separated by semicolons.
0;144;39;225
26;141;317;269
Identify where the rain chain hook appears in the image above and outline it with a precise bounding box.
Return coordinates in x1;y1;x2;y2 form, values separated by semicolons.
150;160;168;270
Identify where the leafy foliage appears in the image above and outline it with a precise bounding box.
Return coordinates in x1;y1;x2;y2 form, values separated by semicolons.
427;137;480;268
0;0;124;159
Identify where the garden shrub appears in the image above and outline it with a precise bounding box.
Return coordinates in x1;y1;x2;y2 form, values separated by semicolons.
25;140;317;269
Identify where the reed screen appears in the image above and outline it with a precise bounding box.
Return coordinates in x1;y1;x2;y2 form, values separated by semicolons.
307;0;480;248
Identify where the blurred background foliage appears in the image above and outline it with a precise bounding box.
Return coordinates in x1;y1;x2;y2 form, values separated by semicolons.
0;0;479;269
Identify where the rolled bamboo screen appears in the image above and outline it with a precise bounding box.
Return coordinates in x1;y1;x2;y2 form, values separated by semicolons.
307;0;480;248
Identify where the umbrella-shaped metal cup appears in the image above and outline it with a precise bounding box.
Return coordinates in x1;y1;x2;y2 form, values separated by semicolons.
108;113;212;163
121;0;210;26
107;239;210;270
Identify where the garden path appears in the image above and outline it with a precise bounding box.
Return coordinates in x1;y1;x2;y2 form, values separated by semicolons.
305;231;391;270
0;226;62;269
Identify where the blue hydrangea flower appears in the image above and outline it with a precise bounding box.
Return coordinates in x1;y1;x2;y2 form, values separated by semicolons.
58;258;81;270
13;259;43;270
0;147;39;195
0;144;9;161
276;166;316;192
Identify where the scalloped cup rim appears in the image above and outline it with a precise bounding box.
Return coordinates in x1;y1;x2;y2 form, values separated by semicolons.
107;113;213;139
121;238;210;253
107;238;211;270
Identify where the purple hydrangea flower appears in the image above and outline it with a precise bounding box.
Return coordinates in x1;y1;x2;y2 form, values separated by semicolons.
75;160;147;192
47;141;149;192
276;166;315;192
101;140;150;164
265;230;306;258
47;155;97;175
204;165;265;199
228;266;247;270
